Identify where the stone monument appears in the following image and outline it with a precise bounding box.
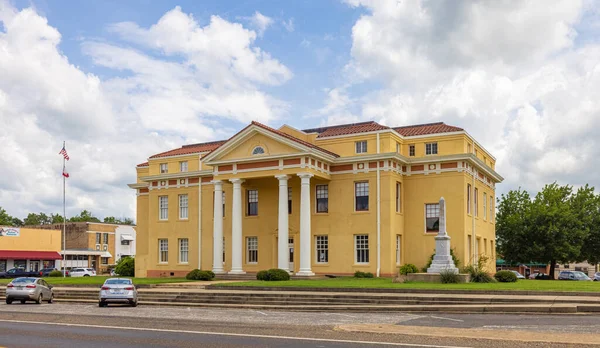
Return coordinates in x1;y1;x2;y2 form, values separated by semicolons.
427;197;459;274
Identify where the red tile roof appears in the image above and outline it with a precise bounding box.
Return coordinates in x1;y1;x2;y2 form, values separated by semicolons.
136;162;149;167
303;121;390;138
394;122;463;136
149;140;227;159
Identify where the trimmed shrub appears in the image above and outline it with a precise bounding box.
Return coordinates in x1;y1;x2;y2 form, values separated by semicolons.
354;271;374;278
256;270;269;281
266;268;290;281
186;269;215;281
398;264;419;275
48;270;63;277
115;256;135;277
439;269;460;284
495;270;518;283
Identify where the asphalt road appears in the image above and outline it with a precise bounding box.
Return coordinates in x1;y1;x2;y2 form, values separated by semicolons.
0;303;599;348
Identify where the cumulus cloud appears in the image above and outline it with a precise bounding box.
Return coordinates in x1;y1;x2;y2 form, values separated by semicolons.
0;3;291;220
325;0;600;196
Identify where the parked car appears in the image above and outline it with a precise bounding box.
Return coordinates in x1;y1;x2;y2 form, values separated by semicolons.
38;268;58;277
558;271;592;281
5;277;54;304
510;270;526;279
70;268;96;277
534;272;550;280
99;278;138;307
0;268;39;279
110;269;118;276
528;272;539;279
593;272;600;281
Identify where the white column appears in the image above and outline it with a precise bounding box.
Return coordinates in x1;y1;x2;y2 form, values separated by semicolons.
211;180;225;274
275;175;290;272
229;178;245;274
297;173;314;276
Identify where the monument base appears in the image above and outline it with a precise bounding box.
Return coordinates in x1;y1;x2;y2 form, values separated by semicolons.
393;273;471;283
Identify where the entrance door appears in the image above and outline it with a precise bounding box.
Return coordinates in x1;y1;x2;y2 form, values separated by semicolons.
288;238;294;272
30;261;40;272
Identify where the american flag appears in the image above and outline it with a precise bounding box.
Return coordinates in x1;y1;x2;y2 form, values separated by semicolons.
59;146;70;161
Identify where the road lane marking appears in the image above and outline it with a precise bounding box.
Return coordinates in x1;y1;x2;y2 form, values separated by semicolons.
0;319;472;348
429;316;464;323
253;310;268;316
329;313;357;318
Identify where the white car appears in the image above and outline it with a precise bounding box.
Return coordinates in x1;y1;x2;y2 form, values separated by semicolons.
69;268;96;277
510;270;526;279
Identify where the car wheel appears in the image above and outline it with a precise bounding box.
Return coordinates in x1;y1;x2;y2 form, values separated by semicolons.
130;300;137;307
36;294;42;304
5;299;12;304
84;274;90;277
48;294;54;304
20;300;26;304
99;301;106;307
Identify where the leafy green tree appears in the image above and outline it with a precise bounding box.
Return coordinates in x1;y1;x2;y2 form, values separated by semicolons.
51;214;64;224
115;256;135;277
496;188;533;264
103;216;120;224
0;207;14;226
121;217;134;225
69;210;101;223
23;212;51;225
11;217;23;227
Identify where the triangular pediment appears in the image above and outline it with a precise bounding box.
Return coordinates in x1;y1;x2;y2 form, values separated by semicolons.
203;123;317;164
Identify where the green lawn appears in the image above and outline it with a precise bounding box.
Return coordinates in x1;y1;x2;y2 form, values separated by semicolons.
214;277;600;292
0;277;191;286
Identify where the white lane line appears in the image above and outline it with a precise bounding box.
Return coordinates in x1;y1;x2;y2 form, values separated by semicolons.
0;319;472;348
254;310;268;316
429;316;464;323
329;313;357;318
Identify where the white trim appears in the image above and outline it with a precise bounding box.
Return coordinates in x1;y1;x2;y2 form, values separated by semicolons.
128;183;149;189
354;234;370;264
139;170;212;182
86;231;115;235
60;250;112;257
85;222;137;228
149;151;212;161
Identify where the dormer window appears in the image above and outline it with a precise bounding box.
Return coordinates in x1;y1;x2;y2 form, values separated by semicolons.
252;146;265;155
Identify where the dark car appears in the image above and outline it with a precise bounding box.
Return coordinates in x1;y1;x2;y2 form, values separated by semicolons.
38;268;58;277
535;272;550;280
0;268;39;279
558;271;592;281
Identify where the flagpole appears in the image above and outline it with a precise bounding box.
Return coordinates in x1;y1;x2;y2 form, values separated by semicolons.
62;141;66;278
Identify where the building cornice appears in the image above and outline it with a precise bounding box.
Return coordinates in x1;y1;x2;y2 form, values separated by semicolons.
138;170;213;182
127;183;149;189
207;152;312;166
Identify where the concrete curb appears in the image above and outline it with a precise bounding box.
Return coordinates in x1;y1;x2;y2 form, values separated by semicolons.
208;285;600;297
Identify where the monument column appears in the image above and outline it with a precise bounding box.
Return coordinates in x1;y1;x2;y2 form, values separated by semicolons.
427;197;458;274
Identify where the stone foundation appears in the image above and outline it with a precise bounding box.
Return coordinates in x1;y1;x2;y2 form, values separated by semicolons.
393;273;471;283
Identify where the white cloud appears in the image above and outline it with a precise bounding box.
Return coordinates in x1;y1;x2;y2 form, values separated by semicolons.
0;3;291;221
326;0;600;196
282;18;294;32
250;11;274;37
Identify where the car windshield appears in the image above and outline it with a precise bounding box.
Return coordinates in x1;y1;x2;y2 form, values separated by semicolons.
104;279;132;285
11;278;35;284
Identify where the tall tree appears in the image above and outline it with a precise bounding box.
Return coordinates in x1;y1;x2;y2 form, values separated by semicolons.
51;214;64;224
496;188;533;263
23;212;51;225
69;210;101;223
0;207;15;226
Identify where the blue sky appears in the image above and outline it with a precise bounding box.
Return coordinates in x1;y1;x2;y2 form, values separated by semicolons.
2;0;600;220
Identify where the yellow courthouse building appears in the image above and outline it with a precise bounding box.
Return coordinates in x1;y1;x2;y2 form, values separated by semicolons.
129;121;502;278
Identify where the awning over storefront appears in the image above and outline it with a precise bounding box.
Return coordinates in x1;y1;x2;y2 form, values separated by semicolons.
60;250;112;258
0;250;62;260
121;234;134;241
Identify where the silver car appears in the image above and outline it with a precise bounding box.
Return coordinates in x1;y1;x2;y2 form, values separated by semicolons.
5;277;54;304
99;278;138;307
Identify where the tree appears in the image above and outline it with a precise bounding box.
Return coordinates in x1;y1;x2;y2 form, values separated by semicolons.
496;183;597;279
115;256;135;277
121;218;134;225
23;212;51;225
103;216;134;225
11;217;23;227
51;214;64;224
0;207;14;226
69;210;101;223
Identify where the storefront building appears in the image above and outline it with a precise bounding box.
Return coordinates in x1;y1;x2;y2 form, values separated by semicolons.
0;227;62;272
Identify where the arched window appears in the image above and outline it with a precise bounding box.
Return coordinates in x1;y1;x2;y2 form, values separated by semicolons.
252;146;265;155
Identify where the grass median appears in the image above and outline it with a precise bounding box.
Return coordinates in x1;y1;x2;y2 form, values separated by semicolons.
213;277;600;292
0;277;191;286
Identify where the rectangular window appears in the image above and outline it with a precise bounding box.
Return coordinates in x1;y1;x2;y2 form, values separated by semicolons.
101;257;108;265
490;196;494;222
95;233;101;244
159;196;168;220
316;185;328;213
491;240;494;257
425;203;440;233
160;163;168;174
467;184;472;215
396;235;401;265
288;187;292;214
483;192;487;220
179;238;189;263
484;238;488;254
179;194;188;219
474;188;479;217
247;190;258;216
246;237;258;264
409;144;415;157
395;182;402;213
425;142;438;155
355;182;369;211
159;239;168;263
355;235;369;264
180;161;188;172
355;140;367;154
316;236;328;263
103;233;109;245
